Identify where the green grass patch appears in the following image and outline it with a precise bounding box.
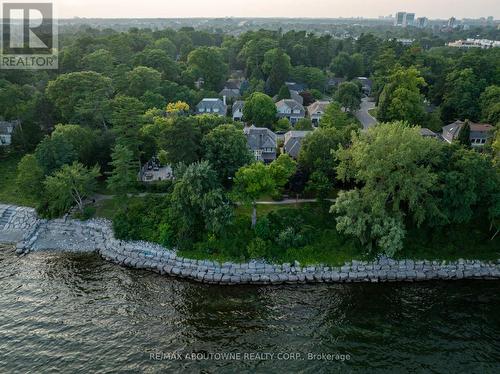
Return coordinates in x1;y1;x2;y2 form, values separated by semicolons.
0;154;38;207
368;108;378;118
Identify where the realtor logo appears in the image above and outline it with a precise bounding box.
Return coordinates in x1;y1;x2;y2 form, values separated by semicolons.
1;1;58;69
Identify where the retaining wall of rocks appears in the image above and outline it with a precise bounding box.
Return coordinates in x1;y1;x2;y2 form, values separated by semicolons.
1;203;500;285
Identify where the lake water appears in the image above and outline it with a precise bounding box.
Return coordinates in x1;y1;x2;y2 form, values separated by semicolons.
1;245;499;373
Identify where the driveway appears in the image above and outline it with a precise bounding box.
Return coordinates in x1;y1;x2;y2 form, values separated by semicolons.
355;97;378;129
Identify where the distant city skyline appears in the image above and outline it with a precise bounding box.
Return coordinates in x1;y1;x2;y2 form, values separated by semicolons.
55;0;499;19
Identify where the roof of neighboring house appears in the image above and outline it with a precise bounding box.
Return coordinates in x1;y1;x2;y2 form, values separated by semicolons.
223;79;241;90
232;100;245;114
284;131;311;158
307;101;331;115
244;125;277;151
219;88;241;99
327;77;347;87
196;98;227;113
420;128;439;138
290;90;304;105
442;120;465;141
0;120;19;135
276;99;305;113
285;81;307;92
469;123;494;133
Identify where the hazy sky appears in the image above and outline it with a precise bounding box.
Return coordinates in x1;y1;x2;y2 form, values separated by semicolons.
56;0;499;19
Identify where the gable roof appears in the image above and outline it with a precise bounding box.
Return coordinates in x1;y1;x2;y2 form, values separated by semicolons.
276;99;305;112
219;88;241;99
244;125;277;151
284;130;311;158
232;100;245;114
196;98;227;113
285;81;307;92
307;101;330;115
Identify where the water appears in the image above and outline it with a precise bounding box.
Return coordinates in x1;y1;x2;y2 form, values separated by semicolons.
1;245;499;373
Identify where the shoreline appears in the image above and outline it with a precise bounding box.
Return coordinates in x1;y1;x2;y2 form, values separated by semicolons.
1;203;500;285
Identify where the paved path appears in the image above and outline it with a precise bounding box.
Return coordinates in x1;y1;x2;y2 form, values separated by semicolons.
355;97;378;129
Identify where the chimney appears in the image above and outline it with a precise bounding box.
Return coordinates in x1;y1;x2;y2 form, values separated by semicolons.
223;95;227;105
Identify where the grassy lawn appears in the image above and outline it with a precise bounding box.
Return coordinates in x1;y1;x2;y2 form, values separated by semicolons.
0;154;38;207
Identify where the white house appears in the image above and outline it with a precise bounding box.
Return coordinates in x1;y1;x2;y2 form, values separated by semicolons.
0;121;19;146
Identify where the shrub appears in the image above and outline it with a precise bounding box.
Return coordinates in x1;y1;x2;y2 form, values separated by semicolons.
247;238;269;259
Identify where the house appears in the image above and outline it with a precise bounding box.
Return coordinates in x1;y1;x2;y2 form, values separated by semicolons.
470;123;494;147
442;120;464;143
0;120;19;146
285;82;307;92
327;77;346;91
244;125;277;163
283;131;311;159
196;98;228;116
232;100;245;121
420;128;441;140
442;120;494;146
307;101;331;126
354;77;372;96
219;88;241;101
276;99;305;125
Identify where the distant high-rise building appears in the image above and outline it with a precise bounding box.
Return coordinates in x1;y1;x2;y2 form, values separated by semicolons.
395;12;406;26
416;17;428;28
487;16;494;24
404;13;415;27
448;17;457;28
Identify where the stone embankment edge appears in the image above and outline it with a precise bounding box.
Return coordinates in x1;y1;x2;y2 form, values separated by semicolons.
2;204;500;286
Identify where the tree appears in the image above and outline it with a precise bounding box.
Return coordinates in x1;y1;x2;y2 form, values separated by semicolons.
332;122;445;255
153;37;177;58
232;162;276;228
34;134;78;175
441;68;486;123
480;85;500;124
243;92;277;127
330;52;364;80
377;67;426;125
262;48;292;95
16;154;44;198
170;161;232;245
166;101;190;114
202;124;253;184
336;82;362;112
142;116;201;165
275;118;291;132
187;47;228;91
126;66;162;97
269;154;297;190
277;85;291;100
320;102;352;128
294;118;313;131
457;121;471;146
46;71;113;128
41;162;100;217
50;124;98;168
134;49;179;81
289;66;327;91
107;145;138;195
81;49;114;75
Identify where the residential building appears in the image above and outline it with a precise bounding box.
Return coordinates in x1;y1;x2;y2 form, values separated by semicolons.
0;120;19;146
416;17;428;28
395;12;406;26
196;98;228;116
404;13;415;27
219;88;241;101
283;131;311;159
441;120;494;146
276;99;305;125
285;82;307;92
244;125;277;163
232;100;245;121
447;38;500;49
354;77;373;96
307;101;330;126
420;128;441;140
327;77;347;91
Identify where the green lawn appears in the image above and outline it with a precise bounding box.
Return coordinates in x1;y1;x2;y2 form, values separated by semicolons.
0;155;38;207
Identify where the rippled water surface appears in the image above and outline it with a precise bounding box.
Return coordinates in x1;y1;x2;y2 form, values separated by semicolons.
1;245;500;373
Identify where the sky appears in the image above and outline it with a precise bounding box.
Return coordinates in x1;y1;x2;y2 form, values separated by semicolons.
54;0;499;19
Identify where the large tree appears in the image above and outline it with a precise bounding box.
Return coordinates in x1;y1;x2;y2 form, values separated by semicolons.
336;82;362;112
262;48;292;96
232;162;276;228
377;67;426;125
187;47;228;91
202;124;253;184
330;52;364;80
41;162;100;217
242;92;277;127
126;66;162;97
16;154;44;198
107;145;138;196
46;71;113;128
332;122;444;255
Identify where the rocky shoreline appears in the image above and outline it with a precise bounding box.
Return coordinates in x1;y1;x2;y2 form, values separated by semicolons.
1;203;500;285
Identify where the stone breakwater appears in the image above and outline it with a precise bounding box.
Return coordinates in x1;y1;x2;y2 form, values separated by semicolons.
1;203;500;285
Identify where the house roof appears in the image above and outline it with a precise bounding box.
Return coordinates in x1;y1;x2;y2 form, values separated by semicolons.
284;131;311;158
244;125;277;151
232;100;245;114
219;88;241;99
442;120;465;138
470;123;494;132
307;101;330;115
196;98;227;112
327;77;347;86
276;99;305;112
420;128;440;138
285;81;307;92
